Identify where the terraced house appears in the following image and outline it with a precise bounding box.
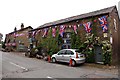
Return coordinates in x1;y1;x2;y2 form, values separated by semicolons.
5;23;33;52
29;6;119;65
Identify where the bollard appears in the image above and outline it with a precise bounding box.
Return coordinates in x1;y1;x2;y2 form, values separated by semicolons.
69;58;72;67
48;55;51;63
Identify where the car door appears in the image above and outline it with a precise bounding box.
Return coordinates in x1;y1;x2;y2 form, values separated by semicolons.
56;50;66;62
64;50;74;63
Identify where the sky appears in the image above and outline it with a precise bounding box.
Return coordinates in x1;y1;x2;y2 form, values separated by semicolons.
0;0;120;40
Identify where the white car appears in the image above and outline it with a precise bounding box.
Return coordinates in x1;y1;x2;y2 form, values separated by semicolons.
51;49;85;66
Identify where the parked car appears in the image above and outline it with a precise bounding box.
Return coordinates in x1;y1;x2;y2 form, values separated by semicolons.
51;49;85;66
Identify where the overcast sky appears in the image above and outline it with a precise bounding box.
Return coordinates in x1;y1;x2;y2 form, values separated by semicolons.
0;0;119;40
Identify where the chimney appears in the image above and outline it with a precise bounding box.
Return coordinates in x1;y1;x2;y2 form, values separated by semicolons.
21;23;24;29
14;27;17;32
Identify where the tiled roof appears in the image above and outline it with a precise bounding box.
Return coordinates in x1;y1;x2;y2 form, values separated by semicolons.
36;6;115;29
7;26;33;35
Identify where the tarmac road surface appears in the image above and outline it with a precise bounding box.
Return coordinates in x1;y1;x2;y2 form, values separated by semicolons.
1;51;118;79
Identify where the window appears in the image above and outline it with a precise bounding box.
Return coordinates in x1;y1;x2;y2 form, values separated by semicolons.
58;50;66;55
62;44;71;49
63;32;71;38
66;50;74;55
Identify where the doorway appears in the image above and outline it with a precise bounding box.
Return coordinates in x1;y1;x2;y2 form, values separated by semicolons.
94;46;103;64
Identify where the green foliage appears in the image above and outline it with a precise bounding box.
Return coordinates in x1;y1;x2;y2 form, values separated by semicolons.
38;28;59;56
71;32;82;49
85;48;95;63
71;32;95;63
35;22;112;64
2;41;6;49
58;34;62;46
82;33;95;63
91;17;97;36
82;33;112;64
102;40;112;65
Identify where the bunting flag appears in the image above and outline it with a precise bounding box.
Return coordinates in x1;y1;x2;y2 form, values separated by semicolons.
83;22;92;33
73;25;77;34
19;33;25;36
42;28;48;37
5;43;8;46
13;33;16;38
59;25;65;37
15;33;25;37
15;34;19;37
52;27;56;37
36;30;41;35
12;43;16;46
32;31;36;36
8;43;11;46
98;16;108;32
27;33;29;38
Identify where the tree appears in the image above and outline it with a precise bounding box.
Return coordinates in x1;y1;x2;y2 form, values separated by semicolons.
71;32;82;49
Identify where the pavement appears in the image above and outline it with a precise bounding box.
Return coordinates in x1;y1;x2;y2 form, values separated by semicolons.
1;51;119;78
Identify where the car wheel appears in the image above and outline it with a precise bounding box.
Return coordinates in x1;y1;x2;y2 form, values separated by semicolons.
52;58;56;63
72;60;76;66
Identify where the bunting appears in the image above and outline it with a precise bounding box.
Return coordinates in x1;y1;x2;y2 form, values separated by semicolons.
52;27;56;37
98;16;108;32
19;33;25;36
15;33;25;37
13;33;16;38
7;16;109;39
42;28;48;37
59;25;65;37
83;22;92;33
32;31;36;36
73;25;77;34
36;30;41;35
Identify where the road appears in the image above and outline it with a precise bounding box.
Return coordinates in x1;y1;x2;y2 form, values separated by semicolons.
1;51;118;79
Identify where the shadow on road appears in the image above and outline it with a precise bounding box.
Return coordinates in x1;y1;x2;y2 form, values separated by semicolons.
51;61;85;67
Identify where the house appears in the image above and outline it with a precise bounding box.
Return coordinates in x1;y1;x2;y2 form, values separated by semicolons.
29;6;119;65
5;23;33;52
